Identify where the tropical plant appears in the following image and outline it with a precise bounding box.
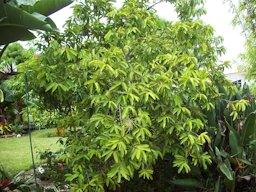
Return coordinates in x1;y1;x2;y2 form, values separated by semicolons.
22;0;237;191
0;0;72;47
0;165;11;191
167;84;256;192
0;0;73;109
208;84;256;191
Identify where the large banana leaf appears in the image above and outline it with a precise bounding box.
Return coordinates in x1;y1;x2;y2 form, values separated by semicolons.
241;112;256;146
0;0;72;45
0;24;36;45
225;120;243;158
20;0;72;16
0;3;53;31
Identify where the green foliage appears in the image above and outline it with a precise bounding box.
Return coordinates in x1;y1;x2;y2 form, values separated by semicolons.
168;0;206;21
0;43;31;74
4;0;256;191
0;43;33;127
242;112;256;145
141;85;256;192
0;0;72;45
38;149;69;187
170;178;203;189
202;85;256;191
0;124;11;135
25;0;235;191
10;0;256;191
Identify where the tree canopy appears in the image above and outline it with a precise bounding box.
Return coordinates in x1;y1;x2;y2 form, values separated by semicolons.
225;0;256;85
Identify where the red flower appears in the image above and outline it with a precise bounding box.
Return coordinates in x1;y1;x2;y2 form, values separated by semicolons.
1;178;12;189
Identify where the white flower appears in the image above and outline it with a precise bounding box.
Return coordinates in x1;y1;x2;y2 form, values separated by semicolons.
64;184;70;189
37;166;45;174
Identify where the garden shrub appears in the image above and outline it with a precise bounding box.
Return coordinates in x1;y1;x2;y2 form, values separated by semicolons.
24;0;235;191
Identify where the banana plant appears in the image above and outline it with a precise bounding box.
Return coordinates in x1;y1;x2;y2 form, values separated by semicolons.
0;0;72;63
0;0;72;46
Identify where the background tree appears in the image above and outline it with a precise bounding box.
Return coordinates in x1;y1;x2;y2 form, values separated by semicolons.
225;0;256;88
0;43;27;75
0;43;33;126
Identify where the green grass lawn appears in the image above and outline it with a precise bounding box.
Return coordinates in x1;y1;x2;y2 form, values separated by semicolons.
0;129;63;175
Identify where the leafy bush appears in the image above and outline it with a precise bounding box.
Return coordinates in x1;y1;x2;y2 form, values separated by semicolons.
22;0;238;191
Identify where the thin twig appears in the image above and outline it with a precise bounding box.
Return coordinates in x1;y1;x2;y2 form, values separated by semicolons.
147;0;163;10
118;104;123;126
225;0;249;39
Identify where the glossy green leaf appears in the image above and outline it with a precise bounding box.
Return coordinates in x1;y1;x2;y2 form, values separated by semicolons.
215;147;222;160
241;112;256;146
0;89;3;103
0;3;53;31
219;162;233;180
0;0;72;45
20;0;72;16
0;24;36;45
225;120;243;157
229;129;242;158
